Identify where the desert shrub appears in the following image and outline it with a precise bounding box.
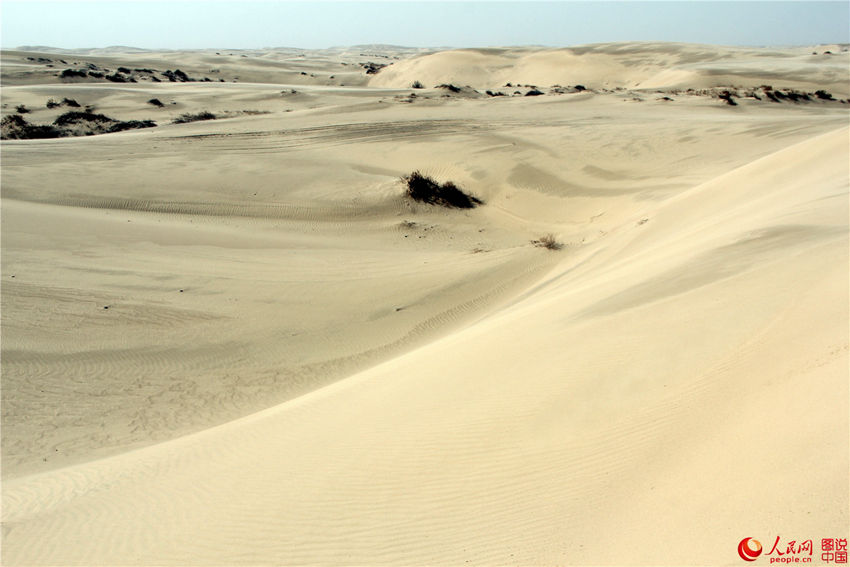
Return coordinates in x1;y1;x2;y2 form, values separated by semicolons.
531;234;563;250
60;69;88;79
107;120;157;133
814;90;835;101
62;98;81;107
1;114;63;139
361;62;387;74
46;99;61;108
402;171;482;209
173;111;217;124
411;80;424;89
117;67;132;74
147;98;165;107
437;84;461;93
54;111;112;126
15;104;30;113
485;90;506;97
525;89;544;96
162;69;192;82
574;84;587;91
105;73;128;83
718;90;737;106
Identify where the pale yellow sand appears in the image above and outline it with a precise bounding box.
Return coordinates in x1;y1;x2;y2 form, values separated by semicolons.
2;43;848;565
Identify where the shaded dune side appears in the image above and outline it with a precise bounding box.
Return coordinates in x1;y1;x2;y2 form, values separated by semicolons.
3;128;846;565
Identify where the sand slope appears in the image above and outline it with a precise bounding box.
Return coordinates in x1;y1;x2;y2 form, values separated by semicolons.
2;43;848;565
370;43;850;96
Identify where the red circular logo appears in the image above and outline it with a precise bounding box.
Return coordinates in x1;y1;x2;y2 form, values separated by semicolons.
738;538;763;561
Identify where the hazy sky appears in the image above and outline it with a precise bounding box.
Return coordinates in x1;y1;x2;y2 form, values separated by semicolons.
1;1;848;50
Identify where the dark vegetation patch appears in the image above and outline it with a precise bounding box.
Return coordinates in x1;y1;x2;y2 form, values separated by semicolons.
486;90;506;97
2;111;156;140
62;98;81;107
1;115;63;139
105;73;135;83
147;98;165;107
15;105;30;114
60;69;88;79
411;80;424;89
173;111;217;124
718;90;737;106
54;111;112;126
162;69;193;82
525;89;544;96
107;120;157;133
437;83;461;93
360;62;387;74
403;171;483;209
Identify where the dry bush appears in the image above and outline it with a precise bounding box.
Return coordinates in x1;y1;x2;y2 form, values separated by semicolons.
403;171;482;209
531;234;563;250
173;111;216;124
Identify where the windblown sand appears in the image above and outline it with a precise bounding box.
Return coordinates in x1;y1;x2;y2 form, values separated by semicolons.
1;43;848;565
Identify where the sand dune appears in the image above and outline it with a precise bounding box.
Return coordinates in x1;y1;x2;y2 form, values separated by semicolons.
370;43;850;95
2;42;848;565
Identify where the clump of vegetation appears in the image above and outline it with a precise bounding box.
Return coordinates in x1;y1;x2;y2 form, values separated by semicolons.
437;83;461;93
105;73;134;83
46;99;61;108
147;98;165;107
525;89;544;96
162;69;192;82
360;62;387;74
402;171;483;209
814;90;835;101
2;110;156;140
531;234;563;250
107;120;157;133
59;68;88;79
1;114;62;139
718;90;737;106
485;90;506;97
15;104;30;114
172;111;217;124
62;98;81;107
54;111;112;126
411;80;424;89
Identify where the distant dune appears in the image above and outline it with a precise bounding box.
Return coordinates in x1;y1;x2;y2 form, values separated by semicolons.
369;42;850;95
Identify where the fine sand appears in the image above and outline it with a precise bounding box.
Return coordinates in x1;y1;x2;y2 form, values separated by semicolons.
2;43;848;565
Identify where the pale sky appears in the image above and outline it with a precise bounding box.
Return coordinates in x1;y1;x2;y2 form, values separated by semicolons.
1;1;848;50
